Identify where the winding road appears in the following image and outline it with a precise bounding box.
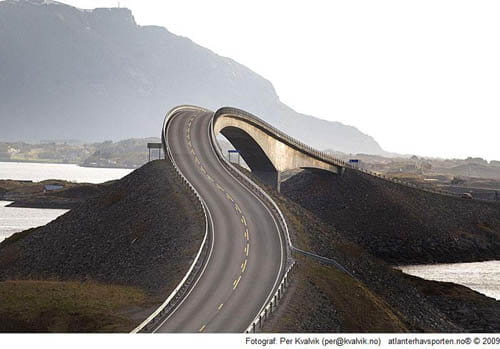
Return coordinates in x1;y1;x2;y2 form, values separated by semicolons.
155;107;287;333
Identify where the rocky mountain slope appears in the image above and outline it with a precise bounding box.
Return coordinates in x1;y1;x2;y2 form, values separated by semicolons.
0;0;383;155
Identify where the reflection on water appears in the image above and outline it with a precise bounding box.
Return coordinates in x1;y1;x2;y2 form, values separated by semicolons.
0;161;132;183
399;261;500;300
0;201;68;241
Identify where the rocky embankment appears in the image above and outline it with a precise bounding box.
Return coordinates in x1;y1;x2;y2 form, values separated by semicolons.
282;168;500;265
233;167;500;332
0;159;204;292
0;160;204;331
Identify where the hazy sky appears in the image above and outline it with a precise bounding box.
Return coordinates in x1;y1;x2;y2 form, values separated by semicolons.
61;0;499;160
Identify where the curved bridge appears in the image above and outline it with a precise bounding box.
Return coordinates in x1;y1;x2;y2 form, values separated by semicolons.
138;105;345;333
214;107;346;191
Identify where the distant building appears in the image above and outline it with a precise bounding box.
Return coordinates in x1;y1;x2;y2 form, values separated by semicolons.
44;184;64;192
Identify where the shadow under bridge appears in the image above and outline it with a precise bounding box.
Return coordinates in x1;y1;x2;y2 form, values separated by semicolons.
213;107;345;191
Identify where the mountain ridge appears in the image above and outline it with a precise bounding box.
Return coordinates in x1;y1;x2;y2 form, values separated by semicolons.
0;0;385;155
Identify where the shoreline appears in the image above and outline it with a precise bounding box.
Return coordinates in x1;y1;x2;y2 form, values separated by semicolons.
0;179;106;210
0;159;135;170
397;260;500;301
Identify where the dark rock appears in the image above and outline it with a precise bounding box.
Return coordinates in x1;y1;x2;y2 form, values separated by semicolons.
0;160;204;295
281;168;500;264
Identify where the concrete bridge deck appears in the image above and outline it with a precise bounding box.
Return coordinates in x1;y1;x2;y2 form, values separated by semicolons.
213;107;347;190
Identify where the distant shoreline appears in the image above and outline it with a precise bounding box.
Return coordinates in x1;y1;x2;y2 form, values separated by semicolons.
0;159;135;170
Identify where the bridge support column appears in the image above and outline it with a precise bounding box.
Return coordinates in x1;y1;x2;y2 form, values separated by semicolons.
253;170;281;192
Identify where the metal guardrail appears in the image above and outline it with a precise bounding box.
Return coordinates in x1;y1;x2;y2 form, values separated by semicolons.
211;108;356;332
355;167;500;203
215;107;500;204
213;109;357;265
131;105;212;333
217;107;500;203
133;104;494;334
245;262;296;333
210;112;294;254
214;107;348;169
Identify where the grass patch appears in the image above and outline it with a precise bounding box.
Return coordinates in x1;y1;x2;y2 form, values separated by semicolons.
268;258;408;332
0;280;150;332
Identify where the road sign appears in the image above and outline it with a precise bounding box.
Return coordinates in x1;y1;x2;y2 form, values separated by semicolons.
147;143;162;149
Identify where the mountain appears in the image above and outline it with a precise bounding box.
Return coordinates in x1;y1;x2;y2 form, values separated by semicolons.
0;0;385;155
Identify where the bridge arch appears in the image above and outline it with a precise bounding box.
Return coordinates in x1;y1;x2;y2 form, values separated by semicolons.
212;107;345;191
218;126;281;189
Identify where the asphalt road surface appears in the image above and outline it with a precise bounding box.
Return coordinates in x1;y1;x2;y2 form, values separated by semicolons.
156;108;286;333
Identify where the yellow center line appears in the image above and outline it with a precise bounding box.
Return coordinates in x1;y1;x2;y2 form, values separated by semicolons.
246;243;250;256
241;216;247;226
199;324;206;332
233;275;242;290
225;193;234;202
245;228;249;241
207;175;214;182
241;259;247;273
235;204;241;213
216;183;225;192
200;167;207;174
218;303;224;311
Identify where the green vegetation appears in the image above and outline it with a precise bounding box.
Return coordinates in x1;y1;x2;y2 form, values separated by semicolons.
0;280;151;332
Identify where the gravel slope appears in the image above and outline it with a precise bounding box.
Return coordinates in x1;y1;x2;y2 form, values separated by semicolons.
0;160;204;295
237;167;499;332
282;168;500;264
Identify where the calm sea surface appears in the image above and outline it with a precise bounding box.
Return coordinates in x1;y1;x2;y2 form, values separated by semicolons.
0;162;133;241
0;161;132;183
0;201;68;241
399;261;500;300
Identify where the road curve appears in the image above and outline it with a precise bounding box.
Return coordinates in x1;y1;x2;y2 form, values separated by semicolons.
155;107;286;333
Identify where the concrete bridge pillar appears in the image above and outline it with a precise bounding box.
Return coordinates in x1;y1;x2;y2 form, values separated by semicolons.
253;170;281;192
